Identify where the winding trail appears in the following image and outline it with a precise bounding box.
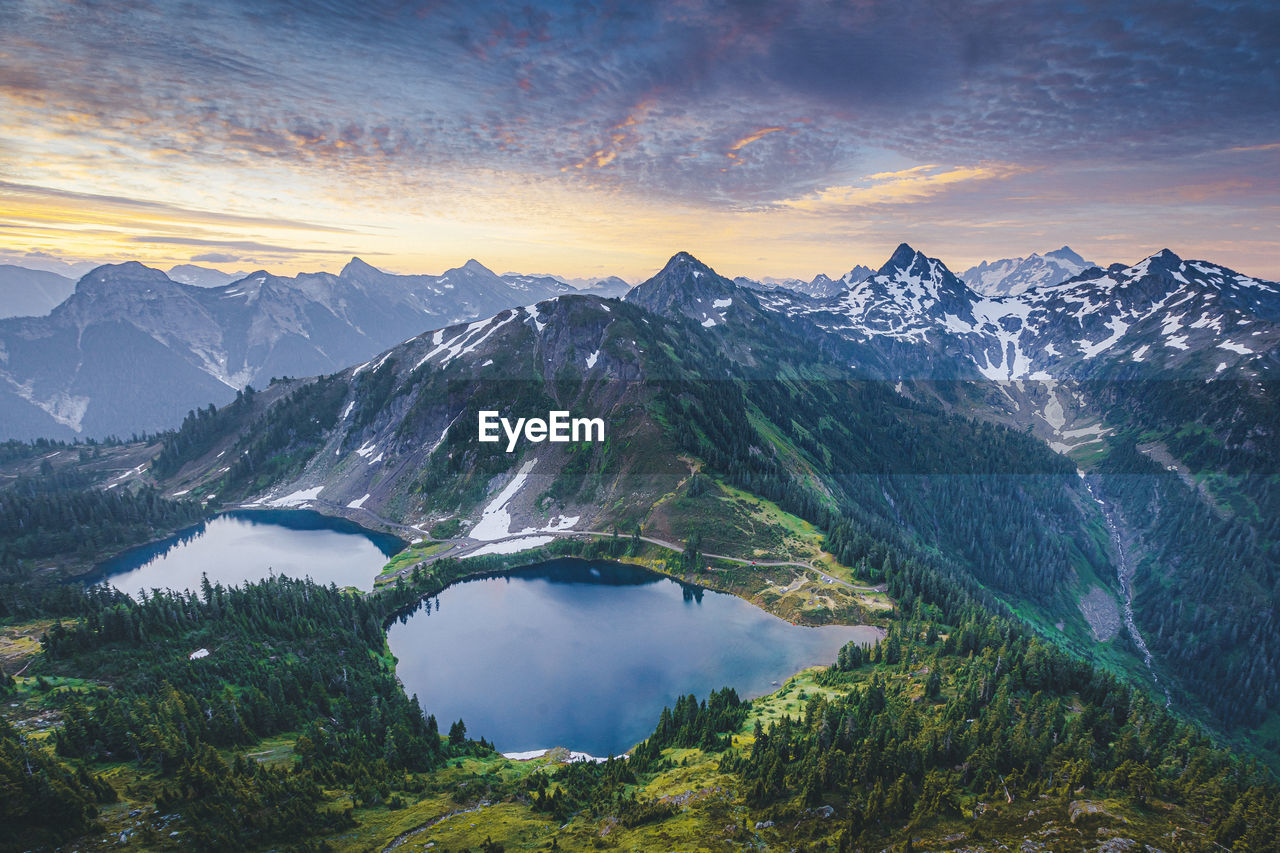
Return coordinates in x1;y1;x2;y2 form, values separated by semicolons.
1085;480;1172;708
381;801;493;852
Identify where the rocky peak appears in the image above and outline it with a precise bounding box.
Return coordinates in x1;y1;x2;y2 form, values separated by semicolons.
877;243;927;278
1045;245;1087;265
460;259;496;275
71;263;177;302
340;257;384;280
625;252;738;319
839;265;875;286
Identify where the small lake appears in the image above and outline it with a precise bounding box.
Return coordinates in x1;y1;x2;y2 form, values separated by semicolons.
91;509;403;595
387;560;881;757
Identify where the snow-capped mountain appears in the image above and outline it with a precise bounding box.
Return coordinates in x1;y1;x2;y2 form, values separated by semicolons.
4;241;1276;442
757;244;978;346
757;244;1278;382
736;264;874;300
962;246;1094;297
132;248;1279;761
504;272;631;297
962;248;1280;381
629;252;742;321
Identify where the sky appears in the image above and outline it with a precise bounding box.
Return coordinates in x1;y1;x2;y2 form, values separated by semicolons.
1;0;1278;281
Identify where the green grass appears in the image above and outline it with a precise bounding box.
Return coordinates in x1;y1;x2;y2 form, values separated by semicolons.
376;540;452;583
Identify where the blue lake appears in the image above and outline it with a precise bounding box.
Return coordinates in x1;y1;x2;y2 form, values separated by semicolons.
90;509;403;595
387;559;881;757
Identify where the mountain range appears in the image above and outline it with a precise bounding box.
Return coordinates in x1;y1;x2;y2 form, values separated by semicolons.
770;244;1277;372
6;256;1275;853
0;258;628;439
734;264;875;299
116;243;1280;754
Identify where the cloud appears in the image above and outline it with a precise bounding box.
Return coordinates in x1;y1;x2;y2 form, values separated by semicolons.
0;181;356;233
127;236;368;256
7;0;1275;209
1226;142;1280;153
2;0;1278;277
728;128;786;154
784;163;1030;211
190;252;242;263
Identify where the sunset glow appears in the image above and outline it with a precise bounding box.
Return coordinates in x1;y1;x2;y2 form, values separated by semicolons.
2;0;1278;280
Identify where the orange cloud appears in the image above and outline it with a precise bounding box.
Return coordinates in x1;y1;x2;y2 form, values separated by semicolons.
725;126;786;165
784;163;1029;210
1226;142;1280;153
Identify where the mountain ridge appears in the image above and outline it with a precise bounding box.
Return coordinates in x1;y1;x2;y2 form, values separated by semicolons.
962;245;1095;296
0;259;617;438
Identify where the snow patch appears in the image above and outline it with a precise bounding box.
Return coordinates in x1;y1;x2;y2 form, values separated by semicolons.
701;317;717;328
1042;389;1065;431
471;459;538;540
347;494;371;509
189;648;210;660
1218;340;1254;355
467;535;555;557
417;313;516;370
712;297;732;309
585;350;599;369
501;749;619;763
352;351;392;377
267;486;324;507
1076;317;1129;359
9;385;89;432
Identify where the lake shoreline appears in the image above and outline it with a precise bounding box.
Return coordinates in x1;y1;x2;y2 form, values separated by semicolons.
380;534;892;634
387;558;882;756
85;508;405;594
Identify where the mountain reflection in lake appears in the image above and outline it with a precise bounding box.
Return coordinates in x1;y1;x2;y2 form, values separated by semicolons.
388;559;880;757
90;509;403;595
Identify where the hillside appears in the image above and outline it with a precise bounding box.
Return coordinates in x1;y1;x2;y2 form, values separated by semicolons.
1;247;1279;850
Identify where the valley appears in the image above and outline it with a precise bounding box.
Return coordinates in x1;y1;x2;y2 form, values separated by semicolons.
1;243;1278;851
7;0;1279;845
